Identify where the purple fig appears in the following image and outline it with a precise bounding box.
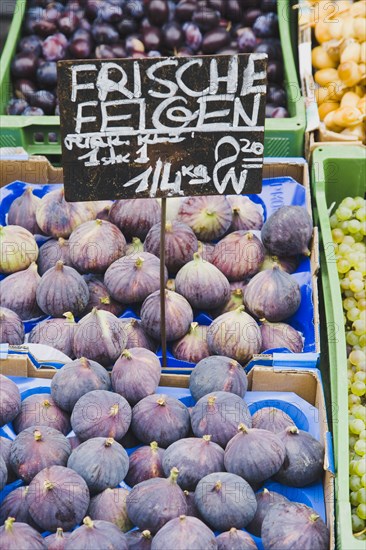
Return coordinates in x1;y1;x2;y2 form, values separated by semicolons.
50;357;111;413
0;487;38;528
44;528;71;549
244;266;301;322
216;528;257;549
197;241;215;263
0;263;42;320
260;320;304;352
171;322;209;363
259;253;299;274
82;274;124;317
251;407;296;433
88;200;113;220
141;290;193;342
119;318;157;352
125;237;144;257
0;375;21;427
69;219;126;273
151;515;217;550
177;196;232;241
246;488;289;537
0;225;38;274
13;393;71;435
64;517;128;550
124;529;153;550
28;313;76;358
131;394;190;448
0;436;15;483
88;487;132;531
175;253;230;310
126;467;187;534
261;206;313;257
212;286;246;318
227;195;264;232
144;220;198;275
0;307;24;345
183;491;201;519
109;198;161;240
0;456;7;491
112;348;161;406
125;441;165;487
8;188;43;234
189;356;248;402
0;518;46;549
37;238;73;276
212;231;265;282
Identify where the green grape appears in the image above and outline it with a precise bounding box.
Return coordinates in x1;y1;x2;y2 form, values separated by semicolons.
353;232;364;242
360;430;366;440
352;382;366;397
345;297;357;310
341;278;351;291
352;513;365;532
356;207;366;222
360;222;366;236
339;244;352;256
350;350;366;366
351;491;360;506
350;419;366;434
354;461;366;477
349;252;361;266
354;372;366;384
362;474;366;488
355;439;366;456
352;405;366;421
357;503;366;520
350;434;359;448
347;332;359;346
332;228;344;243
350;280;364;293
349;394;362;407
351;474;363;492
342;197;357;210
357;488;366;504
344;290;354;298
340;221;350;232
353;319;366;336
330;214;338;228
337;258;351;274
360;335;366;347
354;197;365;208
337;206;353;220
349;270;364;281
344;235;356;245
348;220;362;234
359;299;366;311
348;308;361;322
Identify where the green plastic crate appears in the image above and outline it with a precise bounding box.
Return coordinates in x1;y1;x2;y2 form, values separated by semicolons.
0;0;305;157
311;145;366;550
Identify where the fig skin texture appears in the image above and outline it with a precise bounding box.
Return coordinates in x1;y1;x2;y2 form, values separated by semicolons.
212;231;265;282
71;390;131;441
194;472;257;532
0;455;7;491
212;287;246;318
273;426;325;487
183;491;201;519
50;357;111;413
126;467;188;534
251;407;295;434
28;313;76;358
243;266;301;323
67;437;129;495
189;355;248;402
64;517;128;550
162;436;225;491
87;487;133;532
69;219;126;274
0;518;47;550
246;488;289;538
10;426;71;484
37;238;73;276
0;375;21;427
109;198;161;240
224;424;286;485
125;441;165;487
112;348;161;406
175;252;231;310
144;220;198;275
13;393;71;435
260;320;304;353
0;486;37;528
171;322;210;364
26;465;90;532
119;318;157;352
0;262;42;320
36;261;89;318
216;528;258;550
261;501;329;550
44;527;71;549
141;290;193;342
0;225;38;275
259;254;299;275
8;187;43;234
124;529;153;550
81;275;124;317
0;436;15;483
131;394;191;448
177;196;232;242
125;237;144;257
0;307;25;345
151;515;217;550
261;205;313;257
190;391;252;448
227;195;264;232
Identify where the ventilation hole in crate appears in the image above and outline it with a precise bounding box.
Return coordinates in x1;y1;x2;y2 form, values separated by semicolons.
48;132;58;143
34;132;44;143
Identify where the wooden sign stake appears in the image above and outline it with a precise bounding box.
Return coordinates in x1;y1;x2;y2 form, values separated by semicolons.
160;198;167;369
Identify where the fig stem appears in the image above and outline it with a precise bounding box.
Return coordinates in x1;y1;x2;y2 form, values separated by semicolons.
135;256;145;268
263;488;270;495
207;396;217;406
142;530;152;539
58;238;66;246
189;322;199;333
169;467;179;483
122;349;133;360
80;357;90;368
109;404;119;417
205;209;214;216
246;232;253;239
100;296;111;305
238;424;249;434
132;237;142;245
56;528;64;538
214;481;222;491
150;441;159;451
83;517;94;528
44;480;54;491
165;221;173;232
95;219;103;226
4;517;15;532
193;252;202;262
105;438;114;447
179;515;186;521
310;513;320;522
63;312;75;322
156;397;166;406
288;426;300;435
232;207;241;214
235;305;245;313
33;430;42;441
42;400;51;408
229;527;237;534
233;289;243;297
202;435;212;442
55;260;64;271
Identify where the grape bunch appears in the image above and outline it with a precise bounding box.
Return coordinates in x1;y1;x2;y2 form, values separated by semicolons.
330;196;366;536
6;0;288;119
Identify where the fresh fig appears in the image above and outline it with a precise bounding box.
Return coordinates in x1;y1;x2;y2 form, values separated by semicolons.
0;375;21;427
190;391;252;447
71;390;131;441
197;241;215;263
141;290;193;342
227;195;264;232
183;491;201;519
246;488;289;537
212;286;246;317
109;198;161;240
10;426;71;483
28;313;76;358
50;357;111;412
44;527;71;549
0;456;7;491
119;318;157;352
273;426;325;487
177;196;232;241
124;529;153;550
151;515;217;550
171;322;210;363
112;348;161;406
260;320;304;352
259;254;298;274
261;502;329;550
0;263;42;320
26;465;90;532
37;238;73;276
261;206;313;257
189;356;248;402
64;517;128;550
216;528;257;550
67;437;129;494
0;487;37;528
0;225;38;274
194;472;257;531
0;307;24;345
212;231;265;282
0;436;15;483
36;261;89;317
81;275;124;317
13;393;71;435
224;424;286;485
125;441;165;487
88;487;133;531
126;467;187;534
207;306;262;363
244;267;301;322
88;200;113;220
144;220;198;275
251;407;295;433
125;237;144;257
175;253;231;310
73;308;127;367
36;188;94;238
162;436;225;490
131;394;191;448
67;435;82;451
0;518;46;549
8;188;43;234
69;219;126;273
104;252;167;304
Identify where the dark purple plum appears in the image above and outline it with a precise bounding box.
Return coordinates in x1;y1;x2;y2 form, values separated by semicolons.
148;0;169;25
193;7;220;30
216;528;258;550
251;407;296;433
261;206;313;257
183;22;202;51
151;515;217;550
125;442;165;487
162;21;184;49
202;28;231;54
246;488;289;537
268;85;287;108
125;529;153;550
18;34;42;55
253;12;279;38
87;487;132;531
11;53;38;79
189;356;248;402
175;1;197;22
0;518;46;549
44;528;71;549
23;106;45;116
13;393;71;435
6;98;28;115
64;517;128;550
237;27;257;52
29;90;56;115
0;375;21;427
42;34;67;61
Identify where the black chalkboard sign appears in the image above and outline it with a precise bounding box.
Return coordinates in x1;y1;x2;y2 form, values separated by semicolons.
58;53;267;202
